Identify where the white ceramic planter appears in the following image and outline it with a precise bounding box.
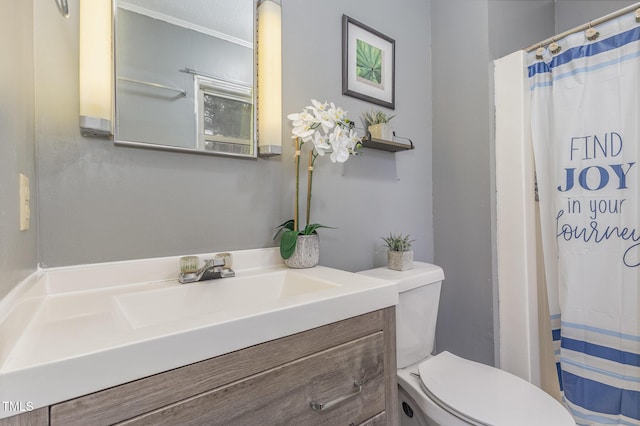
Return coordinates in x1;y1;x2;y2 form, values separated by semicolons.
284;234;320;268
368;123;394;140
387;250;413;271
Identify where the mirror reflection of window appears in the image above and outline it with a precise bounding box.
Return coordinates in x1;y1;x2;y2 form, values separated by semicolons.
197;76;254;156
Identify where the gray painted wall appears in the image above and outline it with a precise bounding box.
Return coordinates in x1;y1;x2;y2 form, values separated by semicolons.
431;0;496;366
431;0;555;366
0;0;37;300
489;1;555;59
282;0;433;272
555;1;637;33
35;0;433;273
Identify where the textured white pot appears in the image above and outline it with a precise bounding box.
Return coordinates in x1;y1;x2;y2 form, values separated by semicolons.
368;123;394;140
387;250;413;271
284;234;320;269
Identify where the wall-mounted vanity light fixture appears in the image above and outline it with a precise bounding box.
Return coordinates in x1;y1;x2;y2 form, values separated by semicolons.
257;0;282;157
79;0;113;137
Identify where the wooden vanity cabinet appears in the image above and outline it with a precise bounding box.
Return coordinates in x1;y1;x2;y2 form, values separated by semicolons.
0;408;48;426
45;307;398;426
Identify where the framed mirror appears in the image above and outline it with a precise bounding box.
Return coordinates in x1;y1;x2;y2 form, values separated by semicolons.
114;0;256;157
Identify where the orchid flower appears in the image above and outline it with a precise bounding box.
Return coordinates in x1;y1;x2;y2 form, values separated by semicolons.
287;100;361;160
312;132;331;157
280;100;362;260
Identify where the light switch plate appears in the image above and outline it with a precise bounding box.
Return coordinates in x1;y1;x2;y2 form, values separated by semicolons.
19;173;30;231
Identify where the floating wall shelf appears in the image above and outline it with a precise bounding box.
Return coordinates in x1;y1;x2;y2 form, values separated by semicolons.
361;133;414;152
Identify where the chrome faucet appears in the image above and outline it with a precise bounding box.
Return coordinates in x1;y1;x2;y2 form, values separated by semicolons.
178;253;235;284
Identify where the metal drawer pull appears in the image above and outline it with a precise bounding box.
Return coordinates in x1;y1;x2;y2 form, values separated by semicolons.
309;381;364;412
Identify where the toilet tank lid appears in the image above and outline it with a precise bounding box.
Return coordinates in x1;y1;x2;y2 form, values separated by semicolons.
357;262;444;293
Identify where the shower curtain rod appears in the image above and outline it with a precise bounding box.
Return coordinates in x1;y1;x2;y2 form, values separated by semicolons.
525;2;640;52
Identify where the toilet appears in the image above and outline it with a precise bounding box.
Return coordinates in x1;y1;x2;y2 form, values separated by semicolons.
358;262;575;426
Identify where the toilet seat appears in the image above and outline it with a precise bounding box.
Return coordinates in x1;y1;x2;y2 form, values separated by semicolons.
416;351;574;426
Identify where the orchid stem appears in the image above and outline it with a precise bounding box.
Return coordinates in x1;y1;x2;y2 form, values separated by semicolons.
306;151;314;227
294;138;300;232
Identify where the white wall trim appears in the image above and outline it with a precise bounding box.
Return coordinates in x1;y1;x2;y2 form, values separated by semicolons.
118;2;253;49
494;50;541;385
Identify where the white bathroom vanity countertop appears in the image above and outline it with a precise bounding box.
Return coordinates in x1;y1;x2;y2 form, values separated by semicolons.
0;248;398;419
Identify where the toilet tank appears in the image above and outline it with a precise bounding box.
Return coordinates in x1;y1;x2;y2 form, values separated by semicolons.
358;262;444;369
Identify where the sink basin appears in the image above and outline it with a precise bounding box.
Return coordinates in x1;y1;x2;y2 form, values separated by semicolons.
114;270;338;328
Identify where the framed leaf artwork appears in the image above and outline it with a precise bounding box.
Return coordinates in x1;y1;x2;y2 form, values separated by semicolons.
342;15;395;109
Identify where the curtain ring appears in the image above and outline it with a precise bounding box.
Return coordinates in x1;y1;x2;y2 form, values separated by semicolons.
635;8;640;23
549;38;561;55
585;21;599;41
535;43;545;60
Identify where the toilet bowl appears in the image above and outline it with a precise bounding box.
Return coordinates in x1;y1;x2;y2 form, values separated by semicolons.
358;263;575;426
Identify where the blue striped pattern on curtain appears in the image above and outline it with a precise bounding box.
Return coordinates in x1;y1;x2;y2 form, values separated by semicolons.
528;9;640;426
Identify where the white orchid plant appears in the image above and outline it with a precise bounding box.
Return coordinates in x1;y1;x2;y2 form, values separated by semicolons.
275;99;362;259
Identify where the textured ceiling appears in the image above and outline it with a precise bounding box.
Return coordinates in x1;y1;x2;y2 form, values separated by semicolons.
122;0;253;43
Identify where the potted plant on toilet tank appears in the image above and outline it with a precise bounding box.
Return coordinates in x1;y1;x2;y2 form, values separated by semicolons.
382;232;414;271
274;99;362;268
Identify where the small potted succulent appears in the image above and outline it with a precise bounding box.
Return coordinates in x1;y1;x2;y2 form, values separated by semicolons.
382;232;414;271
362;109;396;141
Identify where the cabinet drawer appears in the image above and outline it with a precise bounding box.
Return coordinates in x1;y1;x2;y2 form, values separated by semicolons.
359;411;386;426
121;332;386;425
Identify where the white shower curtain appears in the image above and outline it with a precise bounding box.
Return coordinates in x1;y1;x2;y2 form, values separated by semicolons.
528;9;640;426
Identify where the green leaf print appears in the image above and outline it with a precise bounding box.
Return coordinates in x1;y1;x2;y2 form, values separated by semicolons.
356;39;382;84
